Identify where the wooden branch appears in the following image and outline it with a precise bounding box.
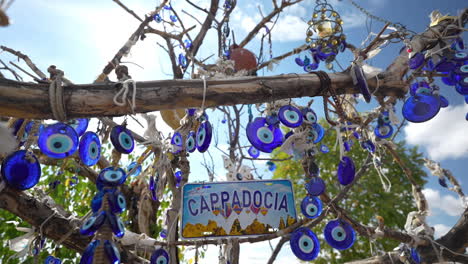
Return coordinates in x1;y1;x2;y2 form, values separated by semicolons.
266;237;287;264
257;44;309;71
0;46;47;79
112;0;143;22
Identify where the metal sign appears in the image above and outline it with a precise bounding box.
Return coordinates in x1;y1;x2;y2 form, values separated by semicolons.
181;180;297;239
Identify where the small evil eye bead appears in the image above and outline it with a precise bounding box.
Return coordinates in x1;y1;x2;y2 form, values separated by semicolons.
337;156;355;186
79;132;101;166
80;211;106;236
378;111;391;124
171;132;183;154
289;227;320;261
185;131;196;153
285;131;294;140
110;125;134;154
265;113;280;126
80;240;100;264
153;13;162;23
339;40;347;52
300;196;323;219
38;123;79;159
402;94;441;123
127;161;142;177
266;161;276;171
196;121;213;153
1;150;41;190
108;189;127;214
97;167;128;189
295;57;305;66
408;52;424;70
454;64;468;79
66;118;89;137
169;15;177;22
104;240;121;264
303;56;311;66
302;108;317;124
149;176;158;201
411;248;421;264
360;140;376;153
248;146;260;158
278;105;303;128
246;117;283;153
374;124;393;139
107;211;125;238
320;144;329;153
44;256;58;264
310;123;324;143
91;191;105;212
184;39;192;49
150;248;170;264
305;177;326;196
178;54;188;68
324;219;356;250
303;63;319;72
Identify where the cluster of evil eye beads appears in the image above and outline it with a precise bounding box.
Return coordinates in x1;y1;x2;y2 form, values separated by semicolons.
404;37;467;122
171;109;212;154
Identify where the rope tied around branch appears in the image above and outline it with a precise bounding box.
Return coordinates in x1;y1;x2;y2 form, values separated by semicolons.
48;66;68;122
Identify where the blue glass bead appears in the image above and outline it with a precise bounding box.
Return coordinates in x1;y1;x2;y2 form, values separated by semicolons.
301;108;317;123
248;146;260;158
178;54;188;68
107;212;125;238
109;189;126;214
337;156;355;185
171;132;183;154
163;5;171;10
175;171;182;188
67;118;88;137
150;248;169;264
456;79;468;95
223;0;232;9
410;248;421;264
466;112;468;121
285;131;294;140
295;57;305;66
80;211;106;236
353;64;371;103
186;131;196;153
304;63;319;72
38;123;78;159
160;229;167;239
301;196;322;218
324;219;356;250
305;177;326;196
97;167;127;189
246;117;283;153
12;118;24;135
265;113;280;126
339;40;347;52
80;240;100;264
439;95;449;108
343;141;351;152
451;37;464;50
170;15;177;22
278;105;303;127
360;140;375;153
320;144;329;153
310;123;324;143
452;51;468;62
44;256;60;264
1;150;41;190
441;73;457;86
79;132;101;166
127;161;142;177
221;119;227;124
303;56;311;66
186;108;196;116
374;124;393;139
352;131;360;139
434;59;455;72
266;161;276;171
184;39;192;49
408;53;424;69
410;81;432;96
402;94;441;123
110;125;134;154
149;176;158;201
290;227;320;261
438;178;448;188
91;191;104;212
196;121;212;152
104;240;121;264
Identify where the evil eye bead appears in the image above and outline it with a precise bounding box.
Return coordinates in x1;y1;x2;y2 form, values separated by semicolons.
289;227;320;261
456;78;468;95
248;146;260;158
438;178;448;188
67;118;89;137
80;211;106;236
179;54;188;68
170;15;177;22
301;196;322;219
246;117;283;153
410;248;421;264
97;167;127;189
1;150;41;190
353;64;371;103
153;13;162;23
302;108;317;123
196;121;213;153
310;123;325;143
107;212;125;238
324;219;356;250
439;95;449;108
110;125;134;154
91;191;104;212
171;132;183;154
149;176;158;201
380;111;391;124
104;240;121;264
454;64;468;78
79;132;101;166
127;161;142;177
337;156;355;185
185;131;196;153
408;52;424;69
374;124;393;139
402;94;441;123
150;248;169;264
278;105;303;127
360;140;375;153
320;144;330;153
434;58;455;72
305;177;326;196
295;57;305;66
109;190;126;214
452;52;468;62
45;256;61;264
79;240;100;264
38;123;78;159
304;63;319;72
265;113;280;126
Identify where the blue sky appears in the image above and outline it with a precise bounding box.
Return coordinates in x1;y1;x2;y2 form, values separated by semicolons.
1;0;467;263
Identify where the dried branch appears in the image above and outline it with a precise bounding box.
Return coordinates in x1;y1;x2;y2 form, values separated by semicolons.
0;45;47;79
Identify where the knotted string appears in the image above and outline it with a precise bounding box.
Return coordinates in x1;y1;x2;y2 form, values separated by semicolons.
113;79;137;113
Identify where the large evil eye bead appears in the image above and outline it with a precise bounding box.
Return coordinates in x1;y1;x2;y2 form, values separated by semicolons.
80;211;106;236
324;219;356;250
278;105;303;127
109;190;126;214
67;118;89;137
80;240;100;264
150;248;169;264
1;150;41;190
302;108;317;123
97;167;127;189
248;146;260;158
110;125;134;154
290;227;320;261
337;156;355;185
353;64;371;103
310;123;324;143
107;212;125;238
104;240;121;263
305;177;326;196
185;131;196;153
196;121;213;153
374;124;393;139
38;123;78;159
301;196;322;219
79;132;101;166
454;65;468;79
402;95;441;123
246;117;283;153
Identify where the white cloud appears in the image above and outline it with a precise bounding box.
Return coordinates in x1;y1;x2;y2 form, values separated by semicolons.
422;188;465;217
433;224;451;238
270;15;308;42
404;104;468;160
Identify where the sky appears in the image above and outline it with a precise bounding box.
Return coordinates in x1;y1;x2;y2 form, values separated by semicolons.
1;0;468;263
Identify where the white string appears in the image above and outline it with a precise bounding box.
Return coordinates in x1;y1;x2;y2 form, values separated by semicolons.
39;210;58;237
201;75;207;112
372;155;392;192
113;79;137;113
372;74;381;95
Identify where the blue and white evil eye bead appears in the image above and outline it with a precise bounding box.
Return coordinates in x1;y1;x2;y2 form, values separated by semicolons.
402;94;441;123
454;64;468;78
289;227;320;261
80;211;106;236
153;13;162;23
196;121;213;153
149;175;158;201
108;189;126;214
300;196;322;219
408;52;424;70
451;51;468;62
278;105;303;128
246;117;283;153
97;167;127;189
301;108;317;123
66;118;89;137
80;240;100;264
360;140;376;153
127;161;142;177
379;111;391;124
265;113;280;126
410;248;421;264
304;63;319;72
324;219;356;250
374;124;393;139
1;150;41;190
305;177;326;196
410;81;432;96
295;57;305;66
456;77;468;95
179;54;188;68
171;132;183;154
79;132;101;166
107;212;125;238
91;191;104;212
185;131;196;153
44;256;61;264
110;125;134;154
170;15;177;22
150;248;170;264
248;146;260;158
310;123;324;144
104;240;121;264
337;156;355;186
38;123;79;159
